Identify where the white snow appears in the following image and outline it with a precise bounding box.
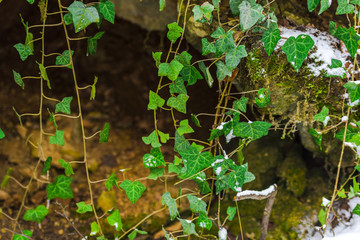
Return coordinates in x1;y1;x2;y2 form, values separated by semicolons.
217;121;227;130
322;197;330;207
219;227;228;240
324;116;330;126
215;167;222;175
226;129;236;143
341;116;348;122
236;184;276;198
211;158;224;166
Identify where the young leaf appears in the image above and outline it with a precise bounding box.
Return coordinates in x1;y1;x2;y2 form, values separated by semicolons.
67;1;100;33
41;157;52;174
38;62;51;89
128;229;147;240
197;212;212;230
179;146;214;178
192;2;214;23
13;230;33;240
167;94;188;114
14;43;33;61
48;109;58;130
216;61;233;81
211;155;235;178
64;13;73;25
201;38;216;55
158;130;170;143
355;163;360;172
319;0;331;14
325;59;346;78
55;96;73;114
120;180;146;204
214;30;236;57
233;121;272;140
90;221;100;236
160;0;166;11
162;192;179;220
76;201;93;213
167;22;183;43
336;0;355;14
100;122;110;143
313;106;330;126
0;128;4;140
87;32;105;56
142;130;161;148
143;147;165;168
238;1;264;31
261;25;281;56
55;50;74;69
91;76;98;100
198;62;214;87
187;195;207;214
49;130;65;146
338;188;346;198
99;0;115;24
46;175;73;199
169;77;187;95
148;167;164;180
231;97;248;114
174;131;191;152
225;45;247;69
191;114;201;127
105;172;119;190
152;52;162;68
12;70;24;89
23;205;49;223
335;26;360;58
179;218;198;236
107;209;123;230
307;0;320;12
318;208;326;225
344;82;360;105
58;159;74;176
177;120;194;136
1;168;12;189
148;90;165;110
227;206;236;221
158;60;184;81
255;88;271;108
281;34;315;71
309;128;322;149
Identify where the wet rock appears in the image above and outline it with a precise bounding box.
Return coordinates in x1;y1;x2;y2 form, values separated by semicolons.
0;190;10;201
97;190;117;212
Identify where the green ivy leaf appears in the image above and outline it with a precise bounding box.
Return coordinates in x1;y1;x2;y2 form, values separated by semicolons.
216;61;233;81
148;90;165;110
355;163;360;172
0;128;4;140
106;209;122;231
99;0;115;24
67;1;100;33
214;30;236;57
169;77;187;95
212;0;221;10
162;192;179;220
335;26;360;58
225;45;247;69
87;32;105;56
197;212;212;230
142;130;161;148
46;175;73;199
167;22;183;43
187;195;207;214
105;172;119;191
227;206;236;221
23;205;49;223
148;167;164;180
90;221;100;236
48;109;58;130
120;180;146;204
14;43;33;61
128;229;147;240
319;0;331;14
211;26;226;38
174;131;191;152
212;155;235;178
160;0;166;11
261;25;281;56
64;13;73;25
201;38;216;55
143;147;165;168
100;122;110;143
231;97;248;114
1;168;12;189
313;106;330;126
329;21;337;36
229;0;242;16
41;156;52;174
239;1;263;31
325;58;346;78
309;128;322;149
13;230;33;240
76;201;92;213
91;76;98;100
20;15;34;51
191;114;201;127
307;0;320;12
193;2;214;23
158;130;170;143
179;146;214;178
49;130;65;146
58;159;74;176
282;34;314;71
192;172;211;194
56;50;74;69
336;0;355;14
152;52;162;68
177;120;194;136
353;204;360;216
38;62;51;89
338;188;346;198
167;94;188;114
233;121;272;140
180;65;203;86
255;88;271;108
12;70;24;89
336;125;358;142
318;208;326;225
55;96;73;114
351;0;360;5
198;62;214;88
179;218;198;236
158;60;184;81
227;165;247;191
344;82;360;105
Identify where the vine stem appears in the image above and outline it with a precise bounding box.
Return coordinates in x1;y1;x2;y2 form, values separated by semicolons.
57;0;103;235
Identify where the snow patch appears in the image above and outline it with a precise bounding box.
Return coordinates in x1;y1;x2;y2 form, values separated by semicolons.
219;228;228;240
